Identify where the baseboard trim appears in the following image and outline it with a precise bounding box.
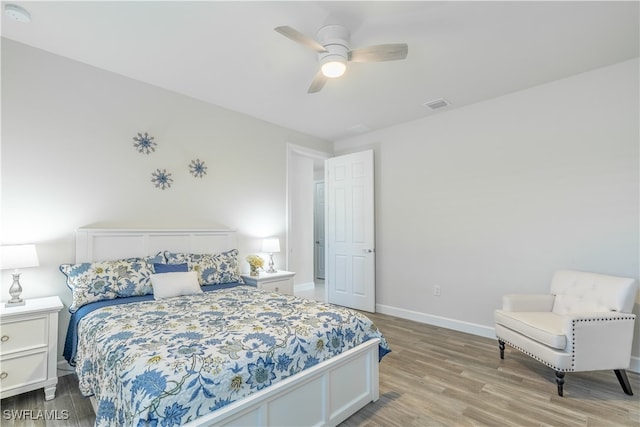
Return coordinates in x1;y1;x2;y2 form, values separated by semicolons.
294;282;315;292
376;304;495;339
376;303;640;373
57;360;75;377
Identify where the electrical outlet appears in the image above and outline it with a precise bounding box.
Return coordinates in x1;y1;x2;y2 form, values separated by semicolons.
433;285;441;296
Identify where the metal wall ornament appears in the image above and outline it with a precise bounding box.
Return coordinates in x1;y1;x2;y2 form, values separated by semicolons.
189;159;208;178
133;132;157;154
151;169;173;190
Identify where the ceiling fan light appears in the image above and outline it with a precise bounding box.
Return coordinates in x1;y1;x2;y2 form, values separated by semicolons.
321;60;346;78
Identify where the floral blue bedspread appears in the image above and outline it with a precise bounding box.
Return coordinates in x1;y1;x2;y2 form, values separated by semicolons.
75;285;390;426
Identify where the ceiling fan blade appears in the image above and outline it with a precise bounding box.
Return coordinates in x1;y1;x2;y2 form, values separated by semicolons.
307;71;327;94
274;26;328;54
348;43;408;63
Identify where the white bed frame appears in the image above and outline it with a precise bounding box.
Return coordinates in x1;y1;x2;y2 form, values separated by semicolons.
75;228;380;427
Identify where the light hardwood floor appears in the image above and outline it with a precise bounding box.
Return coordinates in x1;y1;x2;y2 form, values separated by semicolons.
342;312;640;427
1;311;638;426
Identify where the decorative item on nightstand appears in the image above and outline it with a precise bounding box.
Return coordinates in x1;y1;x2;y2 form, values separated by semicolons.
246;254;264;276
262;238;280;273
0;244;39;307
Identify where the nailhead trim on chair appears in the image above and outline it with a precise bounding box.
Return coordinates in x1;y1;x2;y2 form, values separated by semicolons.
497;336;570;372
498;316;635;373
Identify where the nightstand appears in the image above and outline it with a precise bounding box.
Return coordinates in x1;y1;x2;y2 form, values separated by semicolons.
241;271;296;295
0;296;64;400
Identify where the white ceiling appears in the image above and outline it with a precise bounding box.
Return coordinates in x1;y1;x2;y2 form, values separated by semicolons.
2;1;638;141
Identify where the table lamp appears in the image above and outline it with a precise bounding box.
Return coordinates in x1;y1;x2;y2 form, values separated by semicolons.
1;244;39;307
262;238;280;273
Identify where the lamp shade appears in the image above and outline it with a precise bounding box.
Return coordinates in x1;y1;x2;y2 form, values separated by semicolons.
262;238;280;253
0;244;40;270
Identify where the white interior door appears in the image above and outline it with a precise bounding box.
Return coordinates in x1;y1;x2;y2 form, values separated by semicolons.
326;150;375;312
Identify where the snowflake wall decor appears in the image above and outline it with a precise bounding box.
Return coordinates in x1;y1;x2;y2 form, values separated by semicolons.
189;158;208;178
151;169;173;190
133;132;157;154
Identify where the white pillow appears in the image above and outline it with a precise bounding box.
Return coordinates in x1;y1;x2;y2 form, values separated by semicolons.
150;271;203;300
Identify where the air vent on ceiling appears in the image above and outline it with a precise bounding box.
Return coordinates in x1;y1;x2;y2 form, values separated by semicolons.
423;98;450;110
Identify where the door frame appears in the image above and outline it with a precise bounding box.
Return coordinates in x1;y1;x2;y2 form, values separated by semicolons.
314;180;326;281
286;143;331;288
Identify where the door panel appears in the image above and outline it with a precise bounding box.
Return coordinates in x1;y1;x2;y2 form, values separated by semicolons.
335;255;347;292
353;256;365;295
353;185;365;242
326;150;375;312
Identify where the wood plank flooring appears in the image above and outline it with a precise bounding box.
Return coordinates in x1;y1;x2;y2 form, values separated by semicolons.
1;374;95;427
1;311;638;426
341;312;640;427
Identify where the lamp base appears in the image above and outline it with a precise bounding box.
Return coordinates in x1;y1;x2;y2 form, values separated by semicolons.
266;253;277;273
5;299;25;308
6;272;25;308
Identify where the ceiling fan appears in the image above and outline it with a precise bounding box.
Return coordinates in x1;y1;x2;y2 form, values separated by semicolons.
274;24;408;93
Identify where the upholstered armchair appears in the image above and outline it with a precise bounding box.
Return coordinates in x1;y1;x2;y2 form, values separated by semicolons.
494;270;637;396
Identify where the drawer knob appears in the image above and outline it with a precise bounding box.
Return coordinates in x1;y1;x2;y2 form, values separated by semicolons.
0;372;7;380
0;335;8;342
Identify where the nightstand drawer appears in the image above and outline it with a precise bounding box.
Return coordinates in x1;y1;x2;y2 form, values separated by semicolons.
241;271;296;296
0;350;47;391
0;317;47;355
258;280;293;295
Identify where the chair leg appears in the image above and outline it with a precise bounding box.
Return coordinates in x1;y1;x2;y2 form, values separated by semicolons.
614;369;634;395
498;340;505;359
555;371;565;396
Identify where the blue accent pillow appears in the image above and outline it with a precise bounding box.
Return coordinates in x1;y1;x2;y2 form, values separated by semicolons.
154;263;188;273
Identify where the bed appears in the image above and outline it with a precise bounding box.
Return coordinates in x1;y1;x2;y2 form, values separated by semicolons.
61;228;390;426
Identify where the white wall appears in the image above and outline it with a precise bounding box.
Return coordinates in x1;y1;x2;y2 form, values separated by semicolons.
0;38;331;362
335;59;640;364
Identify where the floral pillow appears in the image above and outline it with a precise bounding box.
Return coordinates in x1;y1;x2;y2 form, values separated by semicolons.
60;253;165;312
164;249;242;285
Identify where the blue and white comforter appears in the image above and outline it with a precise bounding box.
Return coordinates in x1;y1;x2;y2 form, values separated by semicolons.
75;285;390;426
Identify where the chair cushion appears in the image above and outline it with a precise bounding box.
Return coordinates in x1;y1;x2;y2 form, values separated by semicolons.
495;310;566;350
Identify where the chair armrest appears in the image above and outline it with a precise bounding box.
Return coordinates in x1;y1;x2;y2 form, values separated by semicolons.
502;294;555;312
563;312;636;371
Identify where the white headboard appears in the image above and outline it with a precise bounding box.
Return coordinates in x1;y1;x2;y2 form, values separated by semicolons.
75;228;237;262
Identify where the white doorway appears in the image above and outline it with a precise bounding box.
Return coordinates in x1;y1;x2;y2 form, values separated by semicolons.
286;144;329;302
287;146;375;309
